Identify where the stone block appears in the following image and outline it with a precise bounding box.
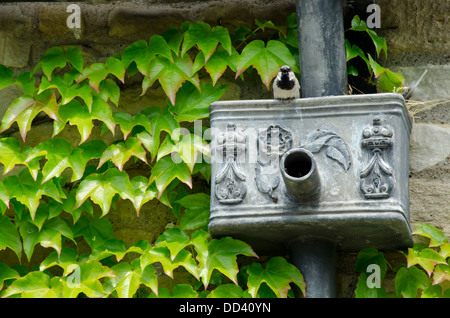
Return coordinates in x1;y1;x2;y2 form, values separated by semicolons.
409;123;450;172
108;8;185;39
39;5;85;39
0;6;31;68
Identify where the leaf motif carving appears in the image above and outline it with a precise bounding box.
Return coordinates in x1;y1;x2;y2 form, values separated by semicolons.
300;130;351;171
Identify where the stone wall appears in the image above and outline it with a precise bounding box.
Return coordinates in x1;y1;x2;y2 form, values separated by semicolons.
0;0;448;298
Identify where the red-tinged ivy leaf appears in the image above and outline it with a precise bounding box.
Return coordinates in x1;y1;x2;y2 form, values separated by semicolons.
182;22;232;63
0;65;15;90
408;247;448;276
149;156;192;197
157;134;210;173
413;223;448;247
130;176;157;215
439;243;450;259
53;97;115;144
170;81;227;122
432;264;450;285
39;247;79;276
0;214;22;261
3;169;63;220
0;262;19;290
60;260;116;298
97;137;147;171
235;40;299;89
395;266;430;298
2;271;62;298
175;193;210;231
0;91;60;142
122;36;173;76
75;168;135;217
247;257;305;298
113;112;152;140
155;228;191;261
143;54;200;105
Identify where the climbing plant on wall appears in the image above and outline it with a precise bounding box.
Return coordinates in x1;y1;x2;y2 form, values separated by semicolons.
0;14;401;298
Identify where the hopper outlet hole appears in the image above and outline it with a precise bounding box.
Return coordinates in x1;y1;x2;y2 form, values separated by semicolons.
284;151;313;178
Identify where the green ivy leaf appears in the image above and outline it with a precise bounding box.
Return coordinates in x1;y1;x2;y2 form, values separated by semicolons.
40;47;67;81
108;261;158;298
54;97;115;144
207;284;244;298
0;262;20;290
77;57;124;93
413;223;448;247
39;247;79;276
170;81;228;122
113;112;152;140
182;22;232;63
152;284;198;298
349;16;387;59
98;79;120;106
130;176;157;216
175;193;210;230
61;260;116;298
0;214;22;261
3;271;62;298
72;215;115;250
368;55;405;93
90;238;128;262
162;28;183;55
143;54;200;106
38;218;74;256
247;257;305;298
354;272;390;298
122;36;173;76
150;156;192;197
155;228;191;261
98;137;148;171
140;246;199;280
395;266;430;298
75;168;135;217
3;169;64;219
192;231;257;288
69;140;108;182
0;91;60;142
354;248;388;280
439;243;450;259
255;19;287;37
0;65;15;90
157;134;210;173
139;106;180;160
0;137;27;175
236;40;299;89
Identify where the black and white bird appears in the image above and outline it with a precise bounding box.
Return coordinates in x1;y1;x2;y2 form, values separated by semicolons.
273;65;300;100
